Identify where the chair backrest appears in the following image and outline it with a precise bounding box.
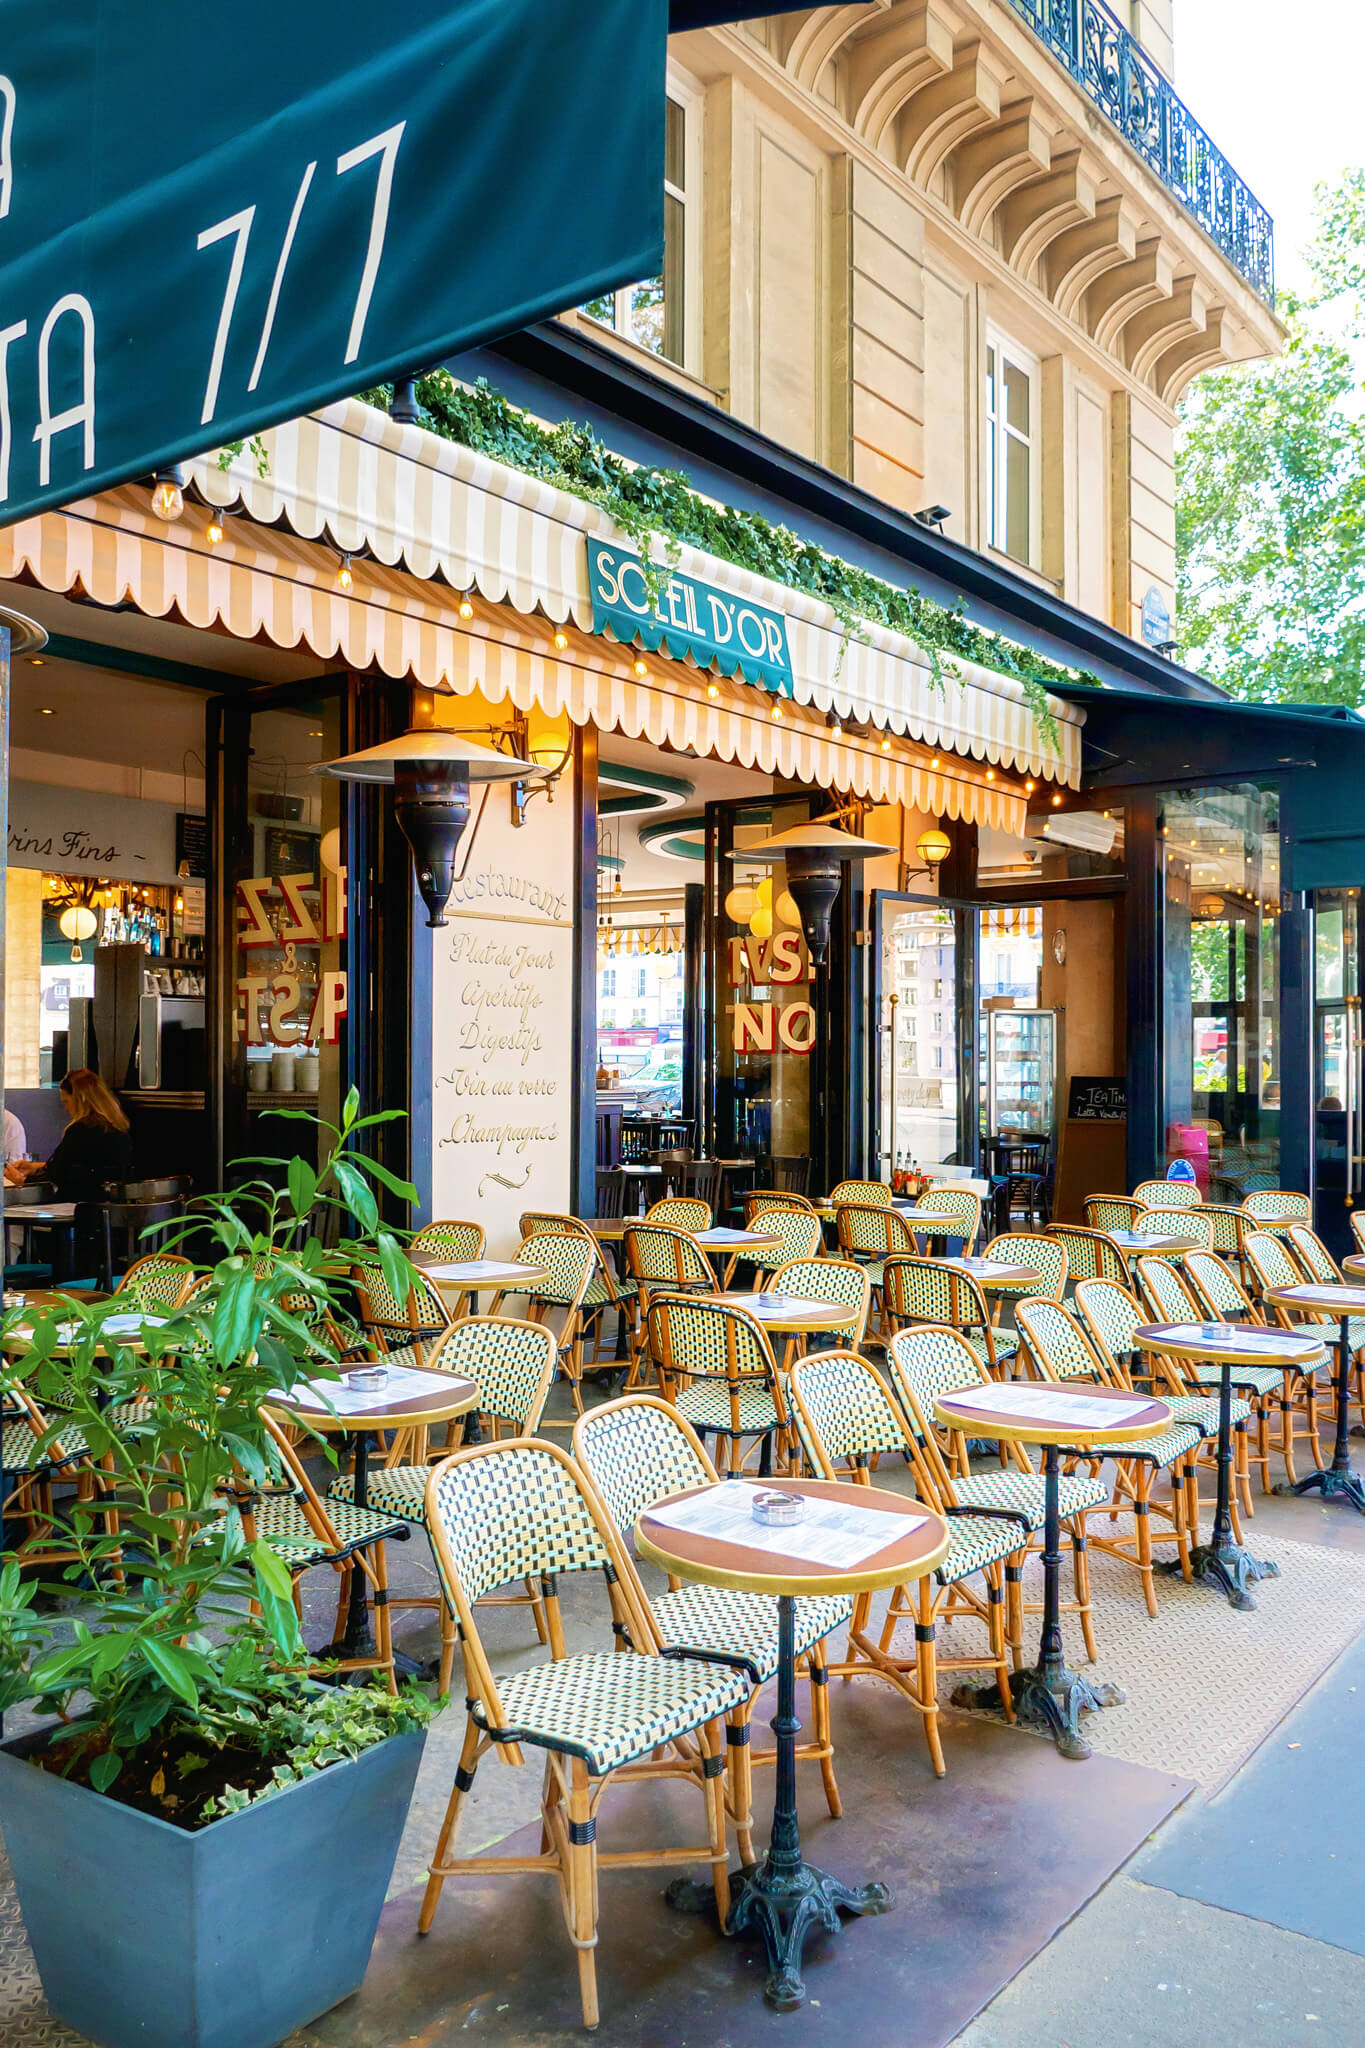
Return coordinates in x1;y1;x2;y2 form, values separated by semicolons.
623;1223;713;1288
573;1394;716;1538
645;1294;786;1424
1242;1228;1309;1307
507;1231;597;1313
1199;1205;1247;1257
681;1158;722;1211
116;1252;194;1313
1132;1253;1201;1324
1183;1251;1261;1323
255;1409;361;1555
884;1324;1014;1492
1241;1189;1311;1220
882;1256;991;1345
1286;1225;1340;1284
836;1202;916;1257
769;1156;812;1197
829;1179;891;1207
426;1316;557;1433
408;1219;486;1262
1352;1210;1365;1256
1083;1195;1141;1231
1015;1297;1110;1383
1132;1207;1212;1250
1073;1278;1144;1368
746;1189;817;1220
771;1258;870;1341
594;1170;627;1219
917;1187;983;1245
352;1258;453;1340
787;1349;919;1481
1044;1225;1116;1285
983;1233;1068;1298
1134;1179;1202;1208
992;1133;1048;1177
644;1196;712;1232
747;1207;823;1263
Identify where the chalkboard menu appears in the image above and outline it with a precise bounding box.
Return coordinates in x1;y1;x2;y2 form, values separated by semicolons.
175;811;209;878
1068;1077;1127;1122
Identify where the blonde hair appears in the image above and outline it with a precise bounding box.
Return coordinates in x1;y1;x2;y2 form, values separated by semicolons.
60;1068;130;1134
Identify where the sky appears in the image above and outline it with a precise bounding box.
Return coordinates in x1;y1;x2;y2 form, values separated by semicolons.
1176;0;1365;298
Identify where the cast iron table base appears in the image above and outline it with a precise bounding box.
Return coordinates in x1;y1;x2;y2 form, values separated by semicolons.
1163;1347;1278;1609
667;1593;891;2009
1274;1313;1365;1516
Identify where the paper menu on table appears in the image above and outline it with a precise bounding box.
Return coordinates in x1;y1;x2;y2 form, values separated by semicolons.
643;1482;923;1570
269;1363;446;1415
939;1384;1152;1429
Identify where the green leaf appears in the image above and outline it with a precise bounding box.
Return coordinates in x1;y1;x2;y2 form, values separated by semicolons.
334;1158;379;1234
141;1634;201;1709
88;1750;123;1794
286;1156;318;1219
356;1156;419;1203
342;1085;361;1131
250;1539;294;1601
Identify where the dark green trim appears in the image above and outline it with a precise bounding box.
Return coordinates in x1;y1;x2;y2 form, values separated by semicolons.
637;817;707;861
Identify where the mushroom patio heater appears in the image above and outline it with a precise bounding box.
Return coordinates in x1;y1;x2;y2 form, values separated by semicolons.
731;817;888;966
320;729;532;928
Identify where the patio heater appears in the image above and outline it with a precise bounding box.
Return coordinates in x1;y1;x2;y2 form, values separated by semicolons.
730;816;888;966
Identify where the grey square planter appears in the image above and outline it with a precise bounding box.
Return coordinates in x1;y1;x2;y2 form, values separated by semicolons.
0;1725;425;2048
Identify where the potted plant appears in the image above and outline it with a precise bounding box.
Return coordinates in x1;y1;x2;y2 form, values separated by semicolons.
0;1092;437;2048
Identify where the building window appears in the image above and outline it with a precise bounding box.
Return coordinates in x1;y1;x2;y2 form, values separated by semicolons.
601;968;616;998
582;91;696;369
985;331;1038;568
636;966;648;999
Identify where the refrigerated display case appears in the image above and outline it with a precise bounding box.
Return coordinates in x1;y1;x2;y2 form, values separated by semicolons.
986;1007;1058;1140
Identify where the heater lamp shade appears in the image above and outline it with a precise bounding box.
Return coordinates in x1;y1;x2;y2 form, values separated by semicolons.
318;729;531;784
727;821;890;864
728;819;887;966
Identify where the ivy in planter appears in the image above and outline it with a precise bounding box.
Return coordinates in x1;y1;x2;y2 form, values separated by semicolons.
359;370;1101;745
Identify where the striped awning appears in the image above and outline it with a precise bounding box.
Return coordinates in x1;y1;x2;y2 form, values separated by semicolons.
980;905;1042;938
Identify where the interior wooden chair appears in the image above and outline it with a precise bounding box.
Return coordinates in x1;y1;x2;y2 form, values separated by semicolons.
914;1185;983;1253
646;1293;789;1474
328;1317;557;1689
787;1349;1017;1777
1244;1229;1346;1480
644;1196;712;1232
595;1169;628;1219
767;1256;870;1363
1046;1224;1132;1286
1083;1196;1141;1232
572;1394;848;1863
417;1437;745;2028
885;1325;1108;1665
768;1156;813;1197
488;1233;596;1422
681;1157;723;1213
882;1255;1019;1375
1075;1274;1257;1518
622;1223;714;1384
1014;1298;1202;1615
1133;1179;1203;1208
829;1178;891;1207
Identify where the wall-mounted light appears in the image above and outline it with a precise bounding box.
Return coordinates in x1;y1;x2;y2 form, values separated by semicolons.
320;728;531;928
58;903;98;961
730;815;887;966
510;711;575;828
912;504;951;534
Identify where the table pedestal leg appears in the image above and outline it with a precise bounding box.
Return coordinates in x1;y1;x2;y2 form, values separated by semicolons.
1276;1317;1365;1514
326;1432;379;1667
1168;1361;1278;1608
669;1595;891;2010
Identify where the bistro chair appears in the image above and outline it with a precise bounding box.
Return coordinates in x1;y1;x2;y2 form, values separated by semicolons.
489;1233;596;1421
1083;1196;1141;1232
1198;1204;1252;1276
595;1169;628;1219
769;1156;812;1198
834;1203;918;1332
352;1258;453;1370
788;1349;1018;1777
829;1178;891;1207
409;1220;486;1262
990;1133;1050;1228
1244;1229;1349;1477
981;1232;1068;1303
1242;1190;1312;1225
1133;1179;1203;1209
768;1256;871;1362
885;1325;1107;1664
1075;1275;1258;1515
745;1189;818;1221
916;1185;983;1253
329;1317;558;1690
1;1378;117;1571
1046;1224;1132;1286
1286;1224;1342;1286
646;1292;789;1474
113;1252;195;1314
1014;1298;1202;1615
1351;1211;1365;1258
644;1196;712;1232
519;1213;631;1364
742;1204;823;1276
681;1157;723;1214
417;1437;745;2030
1132;1207;1213;1251
623;1223;714;1383
573;1395;847;1862
883;1254;1019;1375
1131;1251;1201;1326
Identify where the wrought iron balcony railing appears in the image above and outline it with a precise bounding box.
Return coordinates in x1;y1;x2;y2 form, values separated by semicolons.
1004;0;1274;303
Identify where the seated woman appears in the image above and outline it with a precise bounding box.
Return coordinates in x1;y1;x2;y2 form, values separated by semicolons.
28;1069;135;1200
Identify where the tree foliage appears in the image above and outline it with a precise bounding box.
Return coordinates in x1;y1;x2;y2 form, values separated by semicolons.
1176;171;1365;704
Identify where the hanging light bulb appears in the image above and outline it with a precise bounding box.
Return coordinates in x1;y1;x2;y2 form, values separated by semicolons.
458;593;475;620
334;554;353;591
149;467;186;521
553;629;569;651
205;516;224;546
58;903;98;961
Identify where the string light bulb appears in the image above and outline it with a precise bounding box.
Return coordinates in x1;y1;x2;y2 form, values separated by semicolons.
706;682;719;700
205;516;224;546
149;469;185;521
553;629;569;651
334;554;353;592
458;593;475;620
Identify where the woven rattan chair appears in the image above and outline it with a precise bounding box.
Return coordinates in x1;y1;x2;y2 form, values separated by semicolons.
882;1255;1019;1374
1352;1210;1365;1257
1134;1179;1202;1209
1047;1224;1132;1286
1131;1251;1201;1326
573;1394;849;1861
352;1258;453;1369
623;1223;714;1384
518;1213;632;1363
829;1178;892;1207
768;1256;871;1363
0;1379;117;1571
788;1349;1017;1777
834;1203;918;1332
743;1205;823;1275
982;1232;1068;1302
409;1220;486;1261
885;1325;1108;1665
645;1196;713;1232
1132;1207;1213;1251
1199;1204;1251;1276
745;1189;818;1221
417;1437;746;2028
112;1252;195;1314
1241;1190;1312;1224
1014;1298;1201;1615
329;1317;558;1687
1083;1196;1141;1232
1244;1230;1344;1481
646;1293;788;1474
915;1185;983;1253
489;1233;596;1421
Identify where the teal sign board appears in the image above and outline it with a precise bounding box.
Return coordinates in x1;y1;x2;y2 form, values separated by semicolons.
0;0;667;524
587;540;794;695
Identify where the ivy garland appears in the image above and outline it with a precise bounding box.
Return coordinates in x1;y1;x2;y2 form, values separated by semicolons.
359;370;1101;744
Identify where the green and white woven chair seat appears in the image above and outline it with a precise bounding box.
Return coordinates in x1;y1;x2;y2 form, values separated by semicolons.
671;1382;780;1436
1181;1362;1284;1398
649;1585;853;1682
1161;1392;1252;1434
330;1462;428;1520
937;1513;1025;1581
584;1268;631;1307
1074;1420;1202;1465
2;1419;88;1471
962;1329;1019;1368
215;1490;408;1567
949;1465;1109;1530
471;1649;750;1776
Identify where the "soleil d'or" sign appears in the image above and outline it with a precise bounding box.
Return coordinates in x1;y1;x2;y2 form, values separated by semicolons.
588;540;793;696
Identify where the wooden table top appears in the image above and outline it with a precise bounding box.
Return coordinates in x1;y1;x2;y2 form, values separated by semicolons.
5;1203;78;1223
1241;1214;1308;1233
1342;1253;1365;1285
586;1219;784;1250
1133;1319;1327;1367
1266;1281;1365;1315
265;1365;479;1430
718;1290;864;1333
936;1257;1045;1291
1104;1231;1200;1254
3;1308;167;1354
934;1378;1173;1448
636;1476;949;1597
412;1256;547;1290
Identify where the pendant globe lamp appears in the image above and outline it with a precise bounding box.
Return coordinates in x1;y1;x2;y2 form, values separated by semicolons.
320;729;531;928
730;817;887;965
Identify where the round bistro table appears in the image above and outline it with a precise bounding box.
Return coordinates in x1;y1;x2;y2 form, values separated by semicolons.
935;1255;1046;1292
1342;1253;1365;1285
934;1379;1172;1759
1135;1320;1326;1607
717;1290;863;1336
636;1476;947;2012
266;1364;479;1666
1265;1281;1365;1514
1102;1230;1201;1260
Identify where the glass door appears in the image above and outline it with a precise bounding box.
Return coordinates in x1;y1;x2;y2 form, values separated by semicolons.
873;895;967;1179
1314;890;1361;1251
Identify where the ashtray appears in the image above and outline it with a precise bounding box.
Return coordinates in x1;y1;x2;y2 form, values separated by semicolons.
751;1489;806;1526
346;1364;390;1391
2;1291;26;1311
